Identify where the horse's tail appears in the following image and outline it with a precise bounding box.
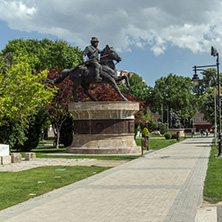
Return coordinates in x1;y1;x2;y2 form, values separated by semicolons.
52;69;70;84
52;65;82;84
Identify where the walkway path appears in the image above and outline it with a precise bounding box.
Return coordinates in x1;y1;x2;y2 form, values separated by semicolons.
0;135;213;222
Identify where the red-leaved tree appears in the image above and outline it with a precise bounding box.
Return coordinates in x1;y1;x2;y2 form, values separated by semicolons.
45;68;73;148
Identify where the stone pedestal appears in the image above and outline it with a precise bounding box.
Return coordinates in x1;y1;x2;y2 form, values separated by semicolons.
25;153;36;161
11;153;22;163
1;156;11;165
67;101;141;154
168;129;185;137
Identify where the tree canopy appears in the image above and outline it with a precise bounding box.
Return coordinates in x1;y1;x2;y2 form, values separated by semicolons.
1;38;82;71
193;68;217;96
126;73;152;106
0;53;56;126
150;73;196;121
194;68;221;125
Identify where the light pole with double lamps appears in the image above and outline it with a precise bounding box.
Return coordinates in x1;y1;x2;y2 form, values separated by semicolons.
192;46;221;157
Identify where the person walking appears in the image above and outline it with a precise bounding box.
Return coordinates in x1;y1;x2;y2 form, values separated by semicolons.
206;129;208;137
200;129;203;137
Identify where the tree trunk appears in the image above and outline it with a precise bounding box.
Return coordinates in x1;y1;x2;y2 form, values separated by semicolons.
56;126;60;149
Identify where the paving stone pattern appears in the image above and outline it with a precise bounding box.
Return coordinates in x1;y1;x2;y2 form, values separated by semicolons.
0;136;212;222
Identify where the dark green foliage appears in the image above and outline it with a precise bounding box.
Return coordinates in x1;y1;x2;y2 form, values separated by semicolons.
164;132;172;139
194;69;220;126
150;73;196;122
148;120;158;131
0;121;27;148
171;133;177;139
59;114;74;147
14;107;49;152
159;123;168;135
128;74;149;101
1;39;82;70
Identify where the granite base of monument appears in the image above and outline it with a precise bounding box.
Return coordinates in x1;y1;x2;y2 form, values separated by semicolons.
168;129;185;137
67;101;141;155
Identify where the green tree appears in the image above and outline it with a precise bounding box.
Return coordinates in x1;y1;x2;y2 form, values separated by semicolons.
0;53;56;147
151;73;196;122
193;69;217;96
59;113;74;147
126;73;151;106
1;39;82;71
0;39;82;148
0;53;56;124
197;88;217;125
194;69;220;125
139;111;158;131
0;120;27;148
15;107;49;151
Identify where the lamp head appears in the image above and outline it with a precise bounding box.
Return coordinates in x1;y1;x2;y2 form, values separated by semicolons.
211;46;218;57
192;73;200;86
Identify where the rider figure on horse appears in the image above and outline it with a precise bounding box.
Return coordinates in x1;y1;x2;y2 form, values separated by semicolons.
81;37;102;82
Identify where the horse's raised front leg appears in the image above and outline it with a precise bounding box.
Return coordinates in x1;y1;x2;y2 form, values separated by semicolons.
82;83;97;101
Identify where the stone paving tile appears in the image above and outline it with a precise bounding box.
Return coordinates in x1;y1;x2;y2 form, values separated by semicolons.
4;188;179;222
0;135;212;222
90;169;190;186
195;206;217;222
127;158;197;169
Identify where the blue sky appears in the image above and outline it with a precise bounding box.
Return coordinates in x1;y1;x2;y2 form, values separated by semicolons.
0;0;221;87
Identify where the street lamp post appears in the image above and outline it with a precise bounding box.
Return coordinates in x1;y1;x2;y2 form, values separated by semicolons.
213;47;221;157
192;46;221;157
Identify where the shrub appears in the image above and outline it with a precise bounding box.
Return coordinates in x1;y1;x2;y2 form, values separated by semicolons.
159;123;168;135
59;113;74;147
171;133;177;139
12;107;48;152
164;132;172;139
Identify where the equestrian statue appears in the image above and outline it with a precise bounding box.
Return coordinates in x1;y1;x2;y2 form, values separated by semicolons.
46;37;130;102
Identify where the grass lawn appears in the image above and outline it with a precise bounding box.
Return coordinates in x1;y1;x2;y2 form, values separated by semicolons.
18;148;139;160
0;165;110;210
17;138;182;158
16;137;184;158
135;138;183;150
204;146;222;203
38;139;54;145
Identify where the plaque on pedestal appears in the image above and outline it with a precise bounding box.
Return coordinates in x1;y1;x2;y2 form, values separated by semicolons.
0;144;9;156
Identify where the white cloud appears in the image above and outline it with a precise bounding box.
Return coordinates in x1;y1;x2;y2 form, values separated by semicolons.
1;0;222;55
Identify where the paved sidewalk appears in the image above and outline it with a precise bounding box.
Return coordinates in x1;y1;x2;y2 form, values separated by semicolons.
0;135;212;222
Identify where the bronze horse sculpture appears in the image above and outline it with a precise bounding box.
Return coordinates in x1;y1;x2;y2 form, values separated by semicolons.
47;45;130;102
